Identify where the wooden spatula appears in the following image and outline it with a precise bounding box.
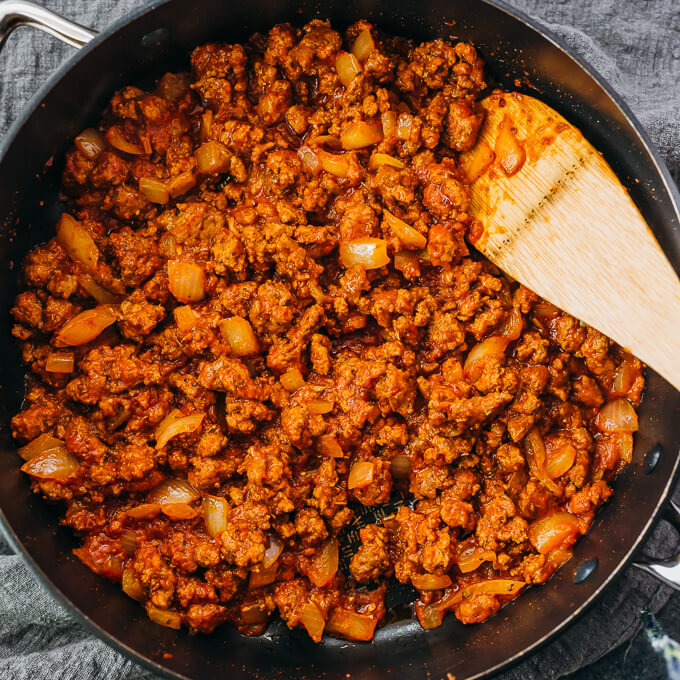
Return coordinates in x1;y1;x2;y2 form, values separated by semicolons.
461;91;680;392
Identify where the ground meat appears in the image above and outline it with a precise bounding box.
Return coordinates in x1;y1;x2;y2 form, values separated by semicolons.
11;19;642;644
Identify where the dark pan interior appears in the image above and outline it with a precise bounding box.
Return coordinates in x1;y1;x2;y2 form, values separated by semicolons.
0;1;679;679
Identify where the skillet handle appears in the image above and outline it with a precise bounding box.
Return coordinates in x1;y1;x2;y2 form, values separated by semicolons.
0;0;96;52
632;499;680;590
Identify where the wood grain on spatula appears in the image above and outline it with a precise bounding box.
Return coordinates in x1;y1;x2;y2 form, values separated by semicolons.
461;91;680;392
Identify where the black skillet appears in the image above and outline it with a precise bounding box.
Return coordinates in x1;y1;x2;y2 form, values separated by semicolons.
0;1;679;678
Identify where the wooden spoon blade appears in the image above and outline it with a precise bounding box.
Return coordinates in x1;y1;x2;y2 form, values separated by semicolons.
463;91;680;391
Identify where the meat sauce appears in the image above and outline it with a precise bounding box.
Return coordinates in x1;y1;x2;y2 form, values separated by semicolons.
10;20;644;641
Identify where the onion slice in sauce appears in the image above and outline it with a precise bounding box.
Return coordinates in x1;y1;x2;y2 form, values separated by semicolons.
148;478;200;505
339;238;390;269
203;495;229;537
168;260;206;303
529;512;581;554
594;399;639;433
56;213;99;272
382;209;427;249
21;448;80;481
18;434;66;461
300;602;326;642
348;461;374;489
325;609;377;641
351;30;375;61
524;428;561;494
335;51;361;88
463;336;509;382
340;120;383;150
45;352;75;374
220;316;259;356
54;306;117;346
155;410;204;449
308;539;339;587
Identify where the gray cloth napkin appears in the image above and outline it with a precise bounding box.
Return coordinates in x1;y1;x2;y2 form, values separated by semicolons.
0;1;678;678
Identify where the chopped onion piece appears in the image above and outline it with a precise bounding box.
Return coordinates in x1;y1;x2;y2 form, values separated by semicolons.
340;120;383;150
120;529;139;555
611;359;638;397
263;535;284;569
496;116;526;176
318;435;344;458
529;512;580;554
325;609;377;641
148;477;200;505
397;114;413;140
524;428;560;494
147;605;182;629
161;502;198;520
620;433;634;464
155;409;204;449
106;125;145;155
249;563;278;590
383;209;427;249
122;569;145;601
394;250;420;278
298;145;321;174
194;141;231;174
427;579;526;625
381;111;397;138
240;602;268;625
126;503;162;519
499;307;523;341
301;602;326;642
411;573;452;591
79;275;120;304
463;336;509;382
139;177;169;204
339;238;390;269
464;139;495;183
348;461;374;489
21;448;80;481
45;352;74;373
456;547;496;573
173;305;197;331
56;213;99;272
389;454;412;479
368;152;405;170
545;440;577;479
168;171;197;198
54;306;117;346
220;316;259;356
308;539;339;587
280;367;305;392
415;602;444;630
335;51;361;87
307;399;334;414
463;579;525;598
167;260;206;303
318;149;350;178
351;29;375;61
595;399;639;433
307;134;342;148
18;434;66;461
203;495;229;537
75;128;106;159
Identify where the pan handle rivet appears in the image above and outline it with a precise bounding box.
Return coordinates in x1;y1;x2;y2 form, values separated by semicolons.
643;443;663;473
573;558;598;584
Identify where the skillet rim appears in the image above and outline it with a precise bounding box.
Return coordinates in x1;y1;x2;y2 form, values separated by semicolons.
0;1;678;678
